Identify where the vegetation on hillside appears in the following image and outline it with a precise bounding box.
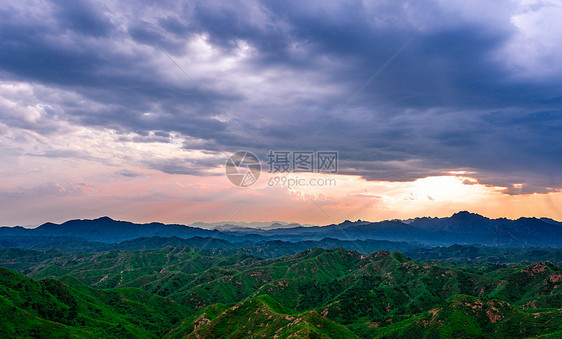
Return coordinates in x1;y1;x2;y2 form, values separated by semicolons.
1;246;561;337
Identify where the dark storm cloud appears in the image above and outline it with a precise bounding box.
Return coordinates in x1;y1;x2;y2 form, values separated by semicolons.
1;0;561;193
52;0;112;37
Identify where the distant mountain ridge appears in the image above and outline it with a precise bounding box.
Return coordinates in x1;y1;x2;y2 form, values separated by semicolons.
1;211;561;247
0;217;251;243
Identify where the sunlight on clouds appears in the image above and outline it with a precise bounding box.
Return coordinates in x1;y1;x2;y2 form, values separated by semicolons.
244;172;562;225
2;78;562;225
1;1;562;227
500;0;562;78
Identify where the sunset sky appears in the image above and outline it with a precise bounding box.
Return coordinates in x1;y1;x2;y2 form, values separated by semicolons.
1;0;562;226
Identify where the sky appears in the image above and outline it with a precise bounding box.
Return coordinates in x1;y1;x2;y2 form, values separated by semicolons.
1;0;562;226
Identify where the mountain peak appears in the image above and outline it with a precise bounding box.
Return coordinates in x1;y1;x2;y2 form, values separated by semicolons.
452;210;474;217
451;211;486;220
94;216;115;222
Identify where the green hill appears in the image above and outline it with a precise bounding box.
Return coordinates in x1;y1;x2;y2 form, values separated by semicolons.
372;294;562;338
1;247;562;337
0;267;189;338
165;295;358;338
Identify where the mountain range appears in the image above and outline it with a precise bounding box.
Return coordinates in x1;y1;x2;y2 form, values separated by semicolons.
2;212;562;337
2;211;562;247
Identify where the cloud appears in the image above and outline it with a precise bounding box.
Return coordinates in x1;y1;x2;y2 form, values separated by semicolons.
0;0;561;196
115;169;144;177
142;157;223;176
51;0;113;37
497;0;562;80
